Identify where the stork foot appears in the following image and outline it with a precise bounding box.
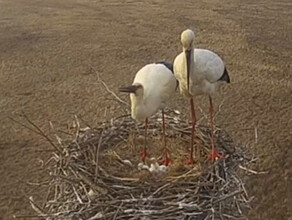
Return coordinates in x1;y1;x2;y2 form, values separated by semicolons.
187;158;195;166
162;156;172;166
209;149;223;162
140;151;147;162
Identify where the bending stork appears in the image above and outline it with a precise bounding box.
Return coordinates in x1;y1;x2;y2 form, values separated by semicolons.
119;61;177;165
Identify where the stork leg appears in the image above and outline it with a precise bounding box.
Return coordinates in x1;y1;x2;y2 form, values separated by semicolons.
141;118;148;163
208;96;223;161
161;109;171;166
188;98;196;165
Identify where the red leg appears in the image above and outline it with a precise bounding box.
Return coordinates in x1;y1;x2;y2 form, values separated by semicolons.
188;98;196;165
209;96;222;161
140;118;148;163
161;109;171;166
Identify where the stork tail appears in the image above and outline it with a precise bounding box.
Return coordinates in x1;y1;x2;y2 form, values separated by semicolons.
219;67;230;83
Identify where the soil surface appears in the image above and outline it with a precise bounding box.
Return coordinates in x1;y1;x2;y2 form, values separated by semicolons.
0;0;291;219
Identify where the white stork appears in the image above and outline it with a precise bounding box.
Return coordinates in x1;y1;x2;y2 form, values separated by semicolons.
174;29;230;164
119;61;178;165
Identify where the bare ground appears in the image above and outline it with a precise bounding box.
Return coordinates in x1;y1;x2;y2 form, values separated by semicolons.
0;0;291;219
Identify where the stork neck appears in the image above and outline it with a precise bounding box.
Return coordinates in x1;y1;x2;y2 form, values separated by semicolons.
130;92;148;121
130;89;144;111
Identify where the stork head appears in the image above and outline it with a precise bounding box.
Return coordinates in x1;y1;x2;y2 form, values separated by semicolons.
119;83;143;97
181;29;195;92
181;29;195;51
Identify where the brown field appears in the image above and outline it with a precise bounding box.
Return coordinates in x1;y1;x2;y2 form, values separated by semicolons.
0;0;291;219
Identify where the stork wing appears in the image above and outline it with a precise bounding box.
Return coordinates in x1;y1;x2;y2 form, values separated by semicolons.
194;49;225;83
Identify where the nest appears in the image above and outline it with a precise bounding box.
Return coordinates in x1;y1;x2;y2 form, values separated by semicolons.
24;109;253;220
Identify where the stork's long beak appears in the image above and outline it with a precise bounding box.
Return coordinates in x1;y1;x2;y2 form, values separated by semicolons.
185;49;192;92
119;85;139;93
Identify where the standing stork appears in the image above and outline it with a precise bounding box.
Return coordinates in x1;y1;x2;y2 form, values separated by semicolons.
119;61;177;166
174;29;230;164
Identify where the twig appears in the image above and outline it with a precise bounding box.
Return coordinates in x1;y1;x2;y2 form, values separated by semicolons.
28;196;46;216
214;98;225;119
9;113;61;153
197;106;208;124
95;129;104;179
254;127;258;144
74;115;80;141
113;202;124;220
13;214;46;219
91;65;129;107
238;165;268;175
213;190;244;204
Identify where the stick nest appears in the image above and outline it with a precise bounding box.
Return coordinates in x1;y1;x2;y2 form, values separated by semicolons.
28;109;252;220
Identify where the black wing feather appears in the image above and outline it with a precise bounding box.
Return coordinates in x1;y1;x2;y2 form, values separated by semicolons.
218;67;230;83
155;61;173;73
155;61;179;89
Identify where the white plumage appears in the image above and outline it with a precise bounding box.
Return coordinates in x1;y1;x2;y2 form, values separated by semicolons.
119;62;177;165
128;63;177;121
174;29;230;163
174;48;226;96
